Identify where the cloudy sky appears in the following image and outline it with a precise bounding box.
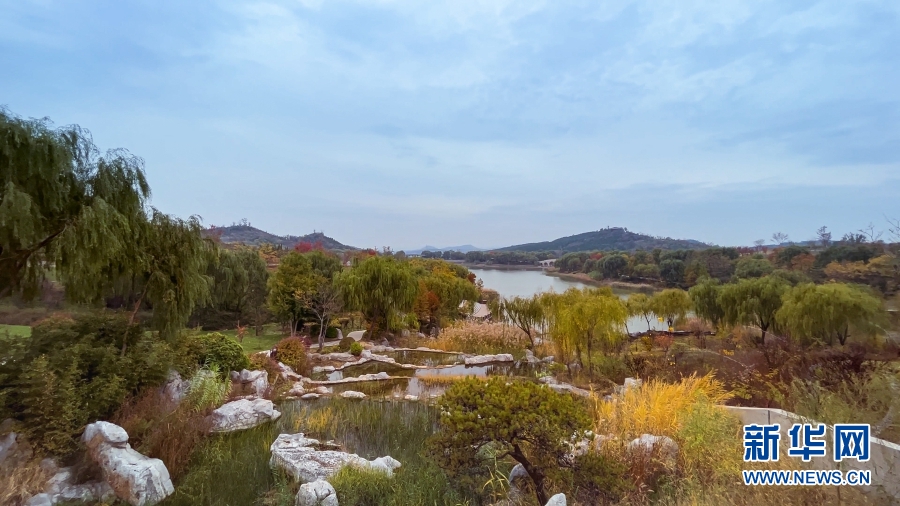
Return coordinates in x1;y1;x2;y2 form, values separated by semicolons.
2;0;898;250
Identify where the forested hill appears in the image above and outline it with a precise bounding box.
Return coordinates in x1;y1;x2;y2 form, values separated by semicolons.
496;227;712;252
207;225;357;251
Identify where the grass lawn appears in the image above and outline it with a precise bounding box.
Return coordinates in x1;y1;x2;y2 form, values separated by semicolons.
209;326;285;354
0;324;31;338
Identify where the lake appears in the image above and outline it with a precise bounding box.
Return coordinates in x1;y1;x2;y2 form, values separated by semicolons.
469;267;666;332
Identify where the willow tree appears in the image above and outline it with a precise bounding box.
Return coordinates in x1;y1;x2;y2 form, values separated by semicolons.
336;255;417;338
502;295;545;349
688;277;725;329
556;288;627;378
0;109;149;300
625;292;654;332
649;289;692;329
102;210;215;342
205;247;269;333
718;276;788;347
777;283;885;346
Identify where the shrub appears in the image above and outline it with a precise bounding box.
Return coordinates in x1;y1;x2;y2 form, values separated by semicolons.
112;387;210;481
429;377;591;505
349;342;363;356
186;332;250;373
249;353;282;384
309;325;340;340
274;337;308;375
337;335;355;352
0;312;176;455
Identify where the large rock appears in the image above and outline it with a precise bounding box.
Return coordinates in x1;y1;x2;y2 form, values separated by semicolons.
627;434;679;466
340;391;366;399
270;433;400;483
207;398;281;433
238;369;270;397
296;479;339;506
82;421;173;506
524;350;541;364
347;330;366;341
545;493;566;506
464;354;514;365
0;431;19;465
161;370;188;404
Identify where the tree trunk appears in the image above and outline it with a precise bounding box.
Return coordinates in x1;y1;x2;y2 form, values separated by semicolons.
586;334;594;379
123;292;145;357
289;317;296;337
510;448;548;505
318;315;326;352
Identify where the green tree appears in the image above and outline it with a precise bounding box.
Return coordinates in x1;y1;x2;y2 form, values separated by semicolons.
733;256;774;279
650;289;692;329
207;248;269;333
0;109;150;300
556;288;627;377
107;211;215;342
336;255;417;337
267;252;317;336
626;292;654;332
777;283;885;346
428;377;591;505
659;259;686;285
689;278;724;329
718;276;789;347
502;295;545;349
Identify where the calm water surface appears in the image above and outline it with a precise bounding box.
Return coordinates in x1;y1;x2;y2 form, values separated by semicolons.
469;267;666;332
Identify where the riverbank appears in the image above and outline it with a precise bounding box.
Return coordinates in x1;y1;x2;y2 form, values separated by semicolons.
544;271;657;292
457;262;545;271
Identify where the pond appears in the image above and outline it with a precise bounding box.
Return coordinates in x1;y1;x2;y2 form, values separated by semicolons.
469;267;667;332
315;352;546;398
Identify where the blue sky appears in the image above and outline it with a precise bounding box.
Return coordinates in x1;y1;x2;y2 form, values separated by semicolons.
2;0;898;250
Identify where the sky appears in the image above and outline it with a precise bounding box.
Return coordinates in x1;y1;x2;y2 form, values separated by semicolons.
2;0;899;251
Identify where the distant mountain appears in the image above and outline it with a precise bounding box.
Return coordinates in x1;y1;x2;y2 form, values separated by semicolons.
207;225;357;251
495;227;711;253
406;244;485;255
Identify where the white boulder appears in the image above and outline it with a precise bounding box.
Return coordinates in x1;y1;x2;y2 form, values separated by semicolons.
238;369;270;397
545;493;566;506
347;330;366;341
296;479;339;506
207;398;281;433
301;393;321;400
81;421;174;506
340;391;366;399
627;434;679;465
313;366;336;374
161;370;188;404
270;433;401;483
464;354;514;365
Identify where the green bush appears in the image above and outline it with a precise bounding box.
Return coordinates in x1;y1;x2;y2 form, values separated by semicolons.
309;325;340;340
184;332;250;373
274;337;308;374
349;342;363;357
330;467;394;506
0;312;175;455
337;335;355;352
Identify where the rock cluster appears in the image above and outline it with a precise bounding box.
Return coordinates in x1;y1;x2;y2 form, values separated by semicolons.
464;353;514;365
81;421;174;506
270;433;401;483
230;369;270;397
207;398;281;433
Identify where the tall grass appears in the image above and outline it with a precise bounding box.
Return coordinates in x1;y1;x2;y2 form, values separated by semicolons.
593;374;731;439
422;322;530;356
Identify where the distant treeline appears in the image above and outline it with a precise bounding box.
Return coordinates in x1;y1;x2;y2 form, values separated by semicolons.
556;241;898;293
418;250;556;265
